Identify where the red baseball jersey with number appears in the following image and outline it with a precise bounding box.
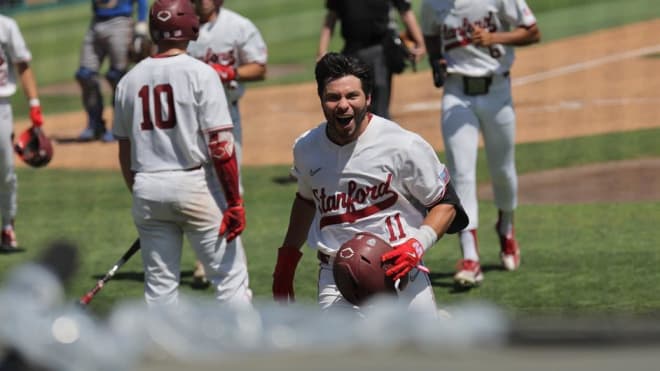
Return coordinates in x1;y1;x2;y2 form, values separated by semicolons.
293;116;452;256
421;0;537;76
112;54;233;172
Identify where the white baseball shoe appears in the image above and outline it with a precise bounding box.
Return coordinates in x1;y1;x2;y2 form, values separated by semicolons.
499;230;521;271
453;259;484;287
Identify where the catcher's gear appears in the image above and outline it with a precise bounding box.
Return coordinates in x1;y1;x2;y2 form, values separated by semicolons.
149;0;199;43
272;245;303;302
381;238;429;282
14;126;53;168
333;232;408;306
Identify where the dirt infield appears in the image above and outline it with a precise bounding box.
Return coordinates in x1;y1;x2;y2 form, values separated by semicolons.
24;19;660;203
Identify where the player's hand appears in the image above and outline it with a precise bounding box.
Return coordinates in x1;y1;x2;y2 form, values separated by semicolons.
272;246;303;303
471;24;494;47
210;63;237;83
219;203;245;242
29;103;44;128
381;238;430;281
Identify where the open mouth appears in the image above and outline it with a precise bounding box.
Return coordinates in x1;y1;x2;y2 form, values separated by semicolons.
336;116;353;126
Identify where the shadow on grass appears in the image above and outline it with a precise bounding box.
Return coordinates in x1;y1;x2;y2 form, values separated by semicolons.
429;263;506;293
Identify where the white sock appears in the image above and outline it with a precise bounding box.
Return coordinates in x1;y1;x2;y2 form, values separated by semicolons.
460;230;479;261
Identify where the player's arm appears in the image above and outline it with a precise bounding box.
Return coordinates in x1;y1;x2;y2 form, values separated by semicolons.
317;10;338;60
472;24;541;47
235;62;266;82
16;61;43;128
423;34;447;88
273;193;315;302
398;9;427;62
207;128;245;242
118;138;134;191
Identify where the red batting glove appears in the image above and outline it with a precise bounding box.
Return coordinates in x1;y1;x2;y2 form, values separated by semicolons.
210;63;237;83
29;104;44;128
219;203;246;242
381;238;430;281
272;246;303;302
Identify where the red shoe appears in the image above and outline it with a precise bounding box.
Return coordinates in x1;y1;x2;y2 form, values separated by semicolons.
498;231;520;271
453;259;484;287
1;226;17;249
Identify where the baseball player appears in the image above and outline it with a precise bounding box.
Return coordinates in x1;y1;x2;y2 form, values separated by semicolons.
421;0;541;287
272;53;467;315
76;0;148;142
0;15;45;249
318;0;426;119
187;0;267;285
112;0;251;307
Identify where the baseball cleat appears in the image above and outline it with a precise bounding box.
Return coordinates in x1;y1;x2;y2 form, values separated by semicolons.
100;130;116;143
499;232;520;271
192;260;209;288
1;227;18;249
453;259;483;287
78;126;97;141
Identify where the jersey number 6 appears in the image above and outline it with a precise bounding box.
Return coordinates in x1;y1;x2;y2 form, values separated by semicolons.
138;84;177;130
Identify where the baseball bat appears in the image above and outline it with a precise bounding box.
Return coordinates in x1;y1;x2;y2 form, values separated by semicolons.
78;238;141;306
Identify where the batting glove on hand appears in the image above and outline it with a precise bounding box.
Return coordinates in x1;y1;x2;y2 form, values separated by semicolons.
219;203;245;242
272;246;303;303
210;63;237;83
381;238;430;281
29;100;43;127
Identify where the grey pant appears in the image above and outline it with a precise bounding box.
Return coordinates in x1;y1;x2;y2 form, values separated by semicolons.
347;44;392;119
77;16;132;127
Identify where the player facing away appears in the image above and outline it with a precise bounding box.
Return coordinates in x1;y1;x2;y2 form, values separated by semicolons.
272;53;468;315
421;0;541;287
0;15;46;249
187;0;267;286
76;0;148;142
112;0;251;307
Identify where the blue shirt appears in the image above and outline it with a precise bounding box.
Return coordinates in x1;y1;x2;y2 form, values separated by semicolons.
93;0;147;21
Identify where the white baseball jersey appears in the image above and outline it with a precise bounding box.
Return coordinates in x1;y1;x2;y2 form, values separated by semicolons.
187;8;268;104
112;54;233;172
421;0;536;76
293;115;452;256
0;15;32;98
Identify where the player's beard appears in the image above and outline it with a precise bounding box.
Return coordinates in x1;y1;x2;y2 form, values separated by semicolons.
325;103;369;145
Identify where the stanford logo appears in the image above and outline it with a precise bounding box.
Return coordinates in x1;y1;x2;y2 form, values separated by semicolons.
156;10;172;22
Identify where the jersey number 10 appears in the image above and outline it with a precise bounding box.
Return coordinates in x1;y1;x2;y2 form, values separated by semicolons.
138;84;177;130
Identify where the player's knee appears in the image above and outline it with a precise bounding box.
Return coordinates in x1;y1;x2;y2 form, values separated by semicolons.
75;67;99;89
105;67;127;87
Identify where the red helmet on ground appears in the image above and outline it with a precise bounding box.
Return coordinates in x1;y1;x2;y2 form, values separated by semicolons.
149;0;199;43
14;127;53;168
333;232;408;306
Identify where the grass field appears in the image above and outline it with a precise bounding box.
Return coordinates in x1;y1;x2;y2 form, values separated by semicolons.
0;0;659;319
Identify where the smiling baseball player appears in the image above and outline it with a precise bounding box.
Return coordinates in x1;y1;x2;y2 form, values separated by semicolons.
421;0;541;287
272;53;468;315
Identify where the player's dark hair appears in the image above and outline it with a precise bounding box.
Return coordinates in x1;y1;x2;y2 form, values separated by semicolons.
315;52;373;98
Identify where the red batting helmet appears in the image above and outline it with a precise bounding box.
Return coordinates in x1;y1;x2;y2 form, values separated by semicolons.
149;0;199;43
333;232;408;306
14;127;53;168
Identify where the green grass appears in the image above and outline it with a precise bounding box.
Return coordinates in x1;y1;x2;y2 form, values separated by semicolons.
3;128;659;316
